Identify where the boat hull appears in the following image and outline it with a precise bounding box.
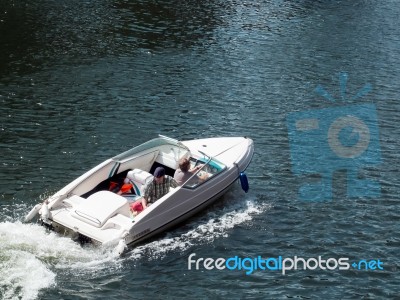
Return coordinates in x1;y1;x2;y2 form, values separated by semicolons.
27;136;254;251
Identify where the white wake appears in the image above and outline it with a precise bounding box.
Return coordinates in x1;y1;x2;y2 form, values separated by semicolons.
0;191;271;299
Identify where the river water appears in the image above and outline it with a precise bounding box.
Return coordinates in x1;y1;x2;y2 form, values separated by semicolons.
1;0;399;299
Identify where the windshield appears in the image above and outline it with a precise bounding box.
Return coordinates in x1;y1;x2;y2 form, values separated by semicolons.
182;157;226;189
112;137;189;162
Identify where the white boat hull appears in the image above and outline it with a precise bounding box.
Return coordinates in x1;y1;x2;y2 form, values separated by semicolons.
26;136;254;252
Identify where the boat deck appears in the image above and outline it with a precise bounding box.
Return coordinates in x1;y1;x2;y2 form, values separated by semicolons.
50;197;135;244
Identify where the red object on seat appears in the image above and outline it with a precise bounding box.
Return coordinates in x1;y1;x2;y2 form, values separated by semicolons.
130;200;143;212
119;183;133;194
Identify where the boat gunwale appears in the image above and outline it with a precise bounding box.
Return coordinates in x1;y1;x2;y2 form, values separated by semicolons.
126;152;254;247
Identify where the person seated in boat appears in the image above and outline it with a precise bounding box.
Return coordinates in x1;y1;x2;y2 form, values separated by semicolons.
130;167;178;215
173;158;204;186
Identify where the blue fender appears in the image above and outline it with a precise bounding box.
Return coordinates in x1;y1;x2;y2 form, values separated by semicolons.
239;172;249;193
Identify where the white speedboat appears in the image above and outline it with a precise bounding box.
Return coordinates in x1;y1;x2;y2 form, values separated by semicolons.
25;136;254;254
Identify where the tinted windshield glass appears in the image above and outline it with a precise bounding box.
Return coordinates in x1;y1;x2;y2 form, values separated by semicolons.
113;137;188;162
182;157;226;189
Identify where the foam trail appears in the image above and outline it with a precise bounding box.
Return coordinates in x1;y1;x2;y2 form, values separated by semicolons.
0;222;58;300
0;220;119;300
0;249;55;300
127;194;271;261
0;192;269;298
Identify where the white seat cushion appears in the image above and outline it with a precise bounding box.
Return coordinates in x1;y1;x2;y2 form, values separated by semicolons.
126;169;153;195
71;191;129;228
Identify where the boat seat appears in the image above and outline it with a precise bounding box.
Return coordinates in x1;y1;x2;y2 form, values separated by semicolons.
71;191;129;228
126;169;153;196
